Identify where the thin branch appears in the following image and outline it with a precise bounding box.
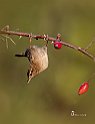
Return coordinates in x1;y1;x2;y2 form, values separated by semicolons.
0;27;95;61
85;37;95;50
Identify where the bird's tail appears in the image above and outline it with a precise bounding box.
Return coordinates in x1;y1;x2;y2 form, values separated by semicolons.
15;52;26;57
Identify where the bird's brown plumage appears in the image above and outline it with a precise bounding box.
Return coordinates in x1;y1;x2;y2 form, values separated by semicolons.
15;45;48;83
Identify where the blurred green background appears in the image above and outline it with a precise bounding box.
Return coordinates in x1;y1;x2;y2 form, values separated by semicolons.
0;0;95;124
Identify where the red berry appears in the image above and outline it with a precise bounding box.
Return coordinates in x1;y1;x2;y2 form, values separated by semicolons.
78;82;89;95
54;41;62;49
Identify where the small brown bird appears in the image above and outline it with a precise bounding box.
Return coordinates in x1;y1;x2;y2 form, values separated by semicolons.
15;45;48;84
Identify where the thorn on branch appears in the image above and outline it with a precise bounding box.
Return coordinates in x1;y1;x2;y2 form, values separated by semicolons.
1;25;10;32
43;34;49;46
43;34;49;41
19;36;22;40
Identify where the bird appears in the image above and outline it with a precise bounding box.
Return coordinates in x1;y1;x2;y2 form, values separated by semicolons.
15;45;48;84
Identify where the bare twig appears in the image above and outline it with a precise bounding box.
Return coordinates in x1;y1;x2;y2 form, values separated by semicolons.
0;26;95;61
85;37;95;50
